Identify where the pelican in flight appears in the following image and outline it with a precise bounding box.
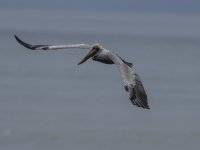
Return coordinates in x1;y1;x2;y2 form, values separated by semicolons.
14;35;149;109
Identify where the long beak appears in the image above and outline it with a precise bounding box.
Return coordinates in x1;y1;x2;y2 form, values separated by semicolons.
78;49;97;65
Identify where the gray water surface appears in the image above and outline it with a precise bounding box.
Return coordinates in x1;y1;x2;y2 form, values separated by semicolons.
0;10;200;150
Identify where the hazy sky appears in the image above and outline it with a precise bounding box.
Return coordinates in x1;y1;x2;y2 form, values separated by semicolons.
1;0;200;13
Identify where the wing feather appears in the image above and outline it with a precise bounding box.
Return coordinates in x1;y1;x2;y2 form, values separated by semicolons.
14;35;91;50
107;51;149;109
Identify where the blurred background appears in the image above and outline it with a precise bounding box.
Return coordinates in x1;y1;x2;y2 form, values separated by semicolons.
0;0;200;150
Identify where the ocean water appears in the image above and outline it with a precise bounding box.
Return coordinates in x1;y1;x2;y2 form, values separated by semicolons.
0;9;200;150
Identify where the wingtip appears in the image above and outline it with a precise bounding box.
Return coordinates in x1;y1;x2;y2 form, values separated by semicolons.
129;97;150;109
142;102;150;109
14;34;22;46
145;105;150;109
14;35;34;50
139;104;150;109
14;34;19;41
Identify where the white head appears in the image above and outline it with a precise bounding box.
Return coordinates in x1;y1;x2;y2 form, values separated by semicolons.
78;43;102;65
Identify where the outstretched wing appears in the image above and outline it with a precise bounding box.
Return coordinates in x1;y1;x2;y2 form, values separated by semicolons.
107;51;149;109
14;35;91;50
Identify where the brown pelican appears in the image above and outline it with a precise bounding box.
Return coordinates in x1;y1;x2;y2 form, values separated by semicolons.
14;35;149;109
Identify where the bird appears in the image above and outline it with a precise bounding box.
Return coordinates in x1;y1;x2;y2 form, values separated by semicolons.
14;35;149;109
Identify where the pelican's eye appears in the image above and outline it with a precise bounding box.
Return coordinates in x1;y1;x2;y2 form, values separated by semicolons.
93;46;98;50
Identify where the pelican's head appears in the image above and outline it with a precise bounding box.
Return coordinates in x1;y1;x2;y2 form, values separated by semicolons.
78;43;102;65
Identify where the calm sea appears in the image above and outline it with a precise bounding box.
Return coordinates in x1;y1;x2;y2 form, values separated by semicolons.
0;9;200;150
